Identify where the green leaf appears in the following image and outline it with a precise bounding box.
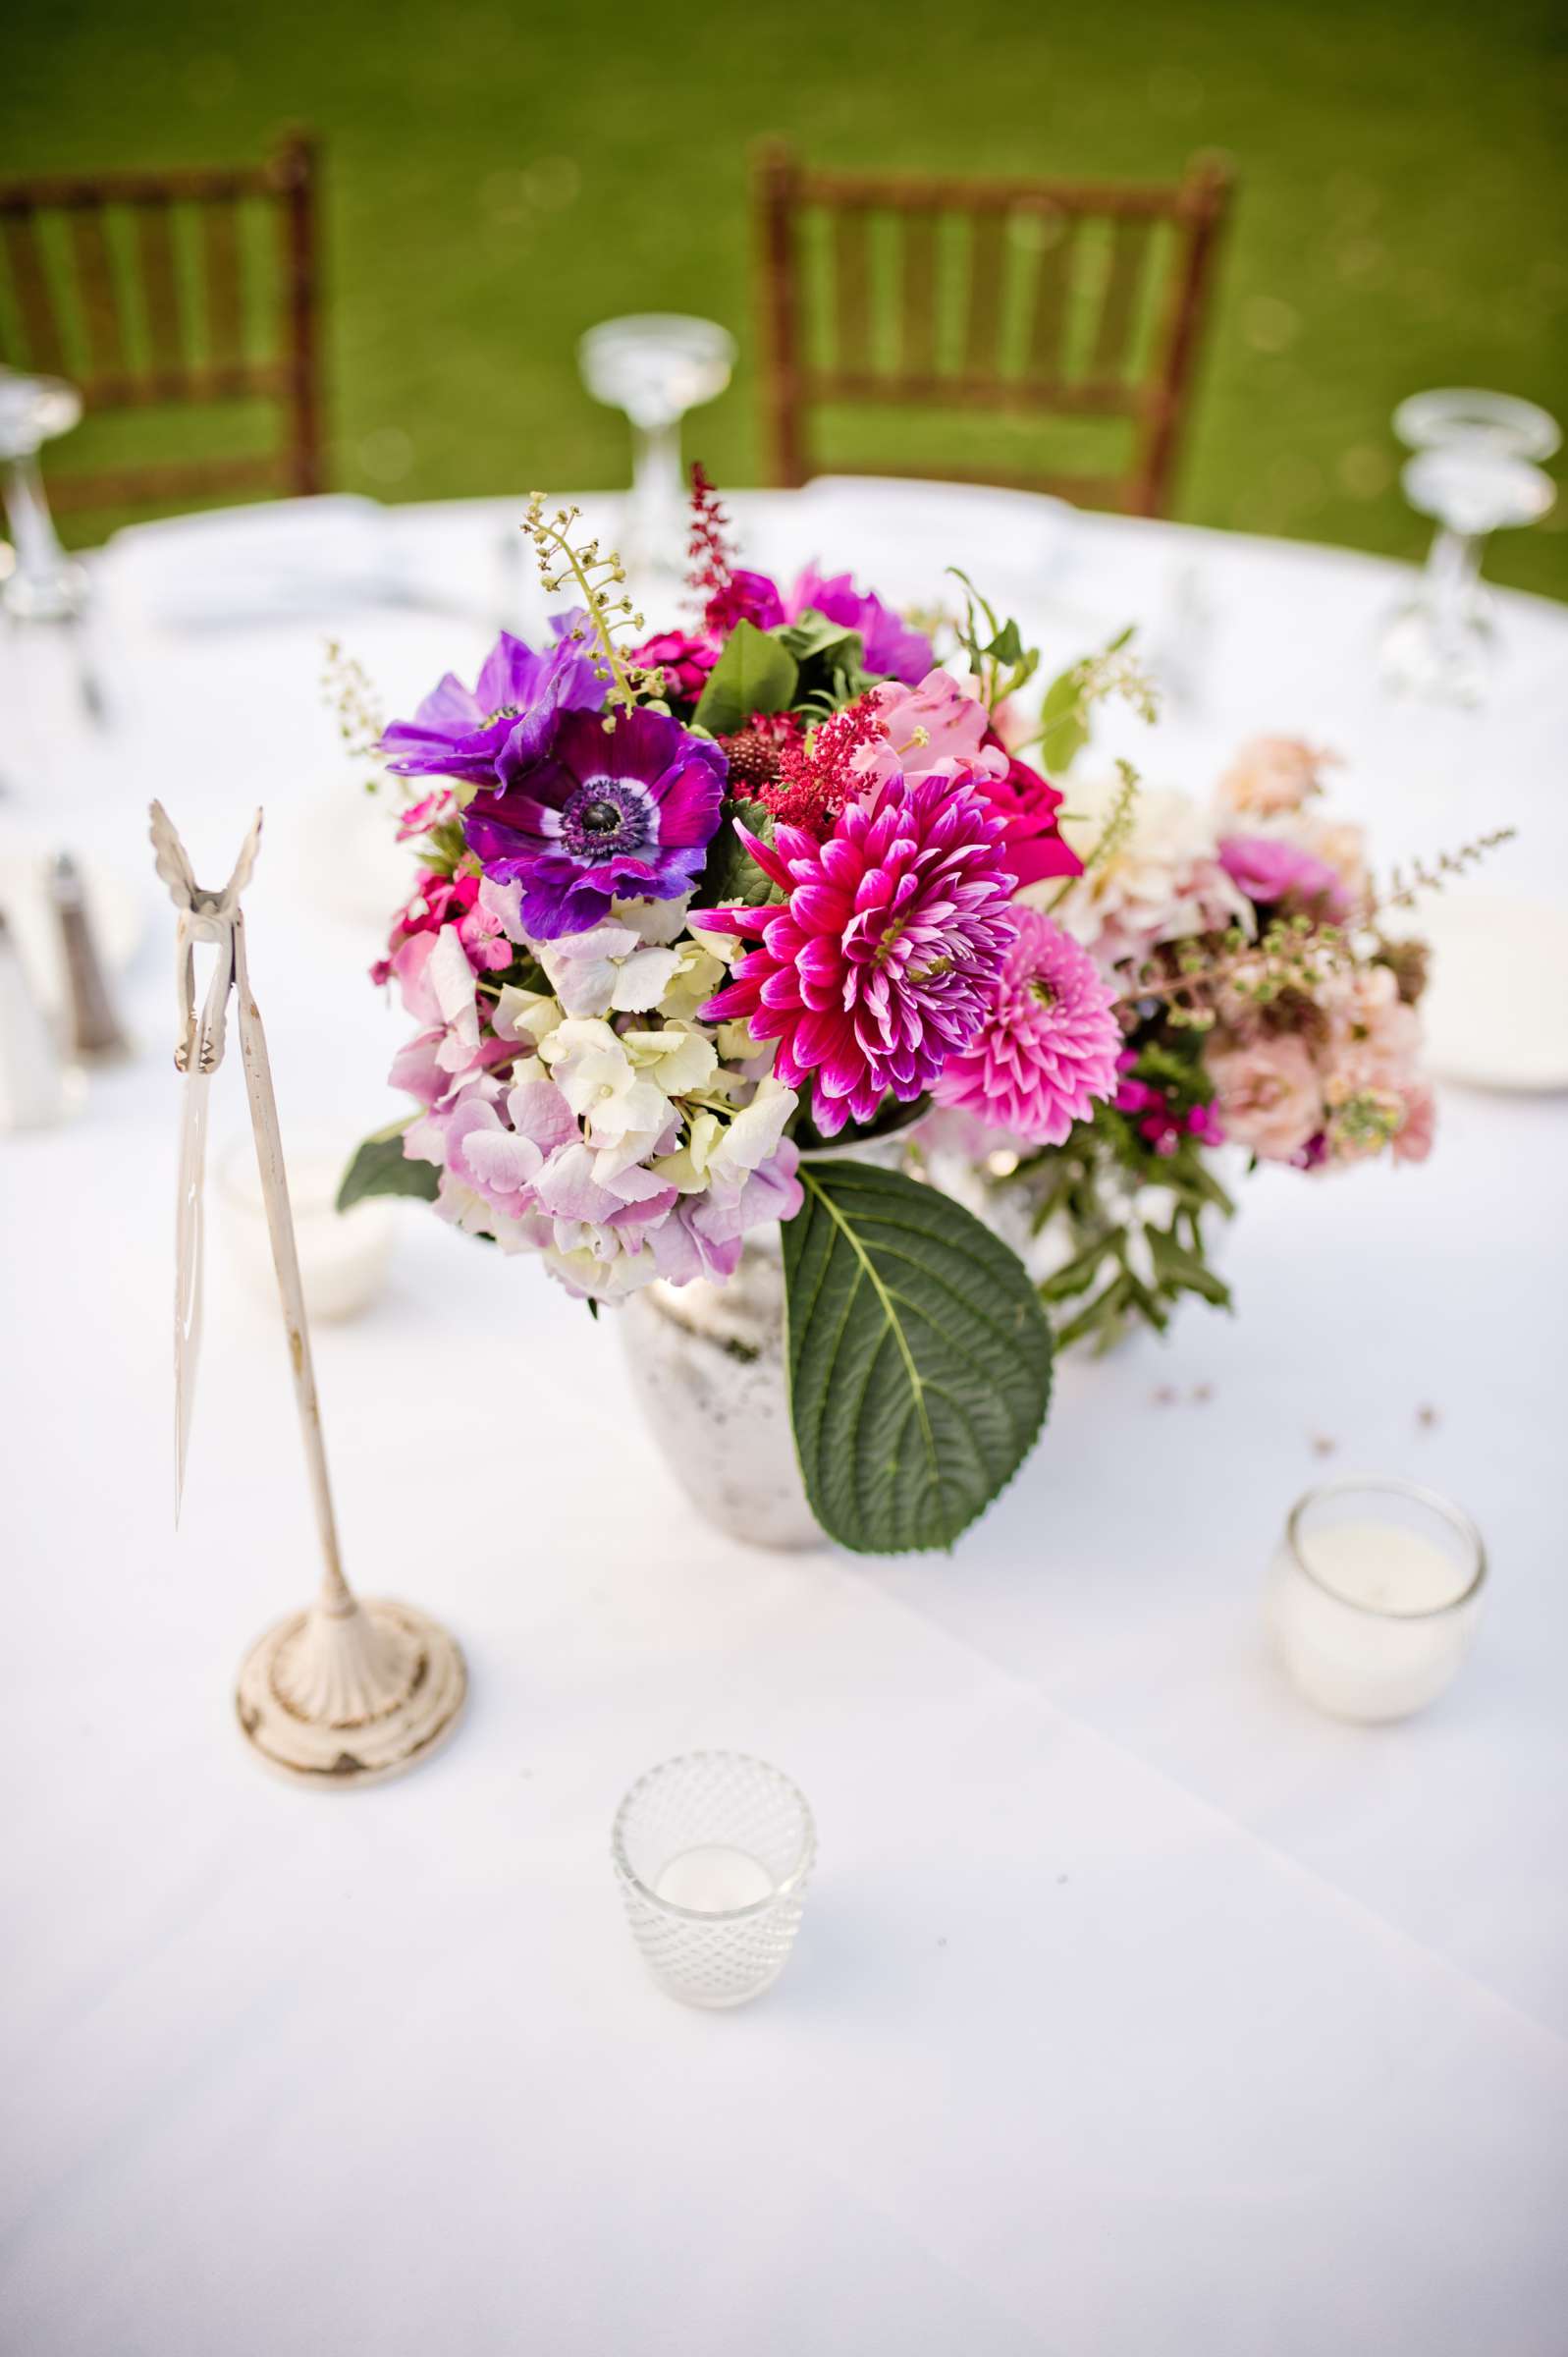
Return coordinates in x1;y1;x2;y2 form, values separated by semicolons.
699;797;786;908
775;609;871;712
775;610;861;666
987;616;1027;668
1038;662;1089;773
1146;1224;1233;1308
783;1161;1054;1555
692;620;798;735
336;1125;440;1212
1037;1229;1118;1303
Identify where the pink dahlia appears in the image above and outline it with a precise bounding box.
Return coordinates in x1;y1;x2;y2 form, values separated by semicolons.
698;774;1017;1134
932;908;1122;1146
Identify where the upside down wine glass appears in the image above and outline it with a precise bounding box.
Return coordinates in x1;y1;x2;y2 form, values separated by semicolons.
577;315;735;597
1380;388;1559;704
0;369;88;624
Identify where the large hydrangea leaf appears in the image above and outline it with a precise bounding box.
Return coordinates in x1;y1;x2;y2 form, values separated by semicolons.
783;1161;1053;1554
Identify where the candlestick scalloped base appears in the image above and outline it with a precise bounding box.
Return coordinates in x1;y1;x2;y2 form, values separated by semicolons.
236;1597;466;1787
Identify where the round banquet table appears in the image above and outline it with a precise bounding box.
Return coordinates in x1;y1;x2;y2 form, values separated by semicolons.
3;482;1566;2357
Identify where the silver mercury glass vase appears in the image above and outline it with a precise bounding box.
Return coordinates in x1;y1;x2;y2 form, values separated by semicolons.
621;1226;820;1549
620;1120;918;1550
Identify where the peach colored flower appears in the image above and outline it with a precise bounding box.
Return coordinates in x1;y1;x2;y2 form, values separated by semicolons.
1205;1033;1323;1163
1393;1082;1436;1163
1216;736;1338;819
1325;964;1422;1078
1290;812;1368;905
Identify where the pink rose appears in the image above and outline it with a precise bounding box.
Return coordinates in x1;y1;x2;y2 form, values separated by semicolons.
978;748;1082;888
1218;835;1353;921
1205;1033;1323;1163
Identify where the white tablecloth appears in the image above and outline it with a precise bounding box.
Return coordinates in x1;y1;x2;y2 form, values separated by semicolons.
3;486;1565;2356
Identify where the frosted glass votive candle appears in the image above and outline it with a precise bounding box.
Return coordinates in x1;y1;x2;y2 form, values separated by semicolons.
216;1130;398;1324
1267;1477;1487;1723
612;1752;816;2008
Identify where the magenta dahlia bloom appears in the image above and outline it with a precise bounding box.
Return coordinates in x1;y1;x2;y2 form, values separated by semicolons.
699;775;1017;1134
932;908;1122;1146
462;705;727;940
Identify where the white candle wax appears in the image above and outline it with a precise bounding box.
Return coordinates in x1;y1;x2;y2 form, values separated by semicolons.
655;1844;775;1913
1269;1511;1483;1723
217;1145;397;1323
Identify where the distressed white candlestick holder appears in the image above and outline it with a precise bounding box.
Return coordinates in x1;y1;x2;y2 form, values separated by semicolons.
151;801;465;1786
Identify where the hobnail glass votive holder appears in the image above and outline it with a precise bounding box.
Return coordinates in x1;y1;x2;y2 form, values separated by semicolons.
612;1751;816;2008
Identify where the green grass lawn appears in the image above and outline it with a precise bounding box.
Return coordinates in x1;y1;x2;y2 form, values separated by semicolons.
6;0;1566;596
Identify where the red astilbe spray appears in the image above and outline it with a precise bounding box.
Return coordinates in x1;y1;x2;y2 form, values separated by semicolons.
756;695;887;840
686;462;739;628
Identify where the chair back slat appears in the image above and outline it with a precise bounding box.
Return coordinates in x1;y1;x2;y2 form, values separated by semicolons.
754;144;1231;517
135;197;185;375
202;198;243;369
1024;208;1074;384
833;207;872;376
0;136;324;521
964;213;1006;379
900;211;938;377
1;208;69;376
69;206;129;384
1091;216;1152;381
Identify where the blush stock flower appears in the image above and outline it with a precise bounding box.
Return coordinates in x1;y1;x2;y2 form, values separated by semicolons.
1204;1033;1323;1164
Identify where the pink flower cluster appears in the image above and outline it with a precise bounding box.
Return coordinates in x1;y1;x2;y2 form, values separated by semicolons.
1206;964;1433;1170
701;669;1110;1144
371;867;512;989
1114;1056;1226;1157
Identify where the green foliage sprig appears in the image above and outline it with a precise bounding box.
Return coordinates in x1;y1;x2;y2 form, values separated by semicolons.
321;639;388;792
1370;828;1517;914
521;494;667;723
1031;628;1160;773
1005;1046;1235;1352
946;568;1040;712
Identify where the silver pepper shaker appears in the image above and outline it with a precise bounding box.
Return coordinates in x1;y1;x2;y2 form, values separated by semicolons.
49;850;131;1063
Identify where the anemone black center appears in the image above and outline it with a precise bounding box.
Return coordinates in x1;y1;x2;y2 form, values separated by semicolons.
560;776;652;863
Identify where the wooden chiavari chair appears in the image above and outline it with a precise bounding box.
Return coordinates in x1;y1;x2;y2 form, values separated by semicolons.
754;143;1232;517
0;132;324;519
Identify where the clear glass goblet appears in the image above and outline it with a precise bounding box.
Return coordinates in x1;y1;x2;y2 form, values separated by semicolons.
0;369;89;624
577;314;735;594
1393;386;1560;465
1380;443;1556;703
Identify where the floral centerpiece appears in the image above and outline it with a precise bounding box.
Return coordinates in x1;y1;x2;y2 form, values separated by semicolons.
341;475;1485;1554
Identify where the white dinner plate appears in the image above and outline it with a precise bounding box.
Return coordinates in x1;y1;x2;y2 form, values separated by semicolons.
1417;893;1568;1092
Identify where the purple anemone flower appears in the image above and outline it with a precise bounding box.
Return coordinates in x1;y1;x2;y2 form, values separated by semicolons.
463;705;728;940
381;615;603;786
787;567;936;686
